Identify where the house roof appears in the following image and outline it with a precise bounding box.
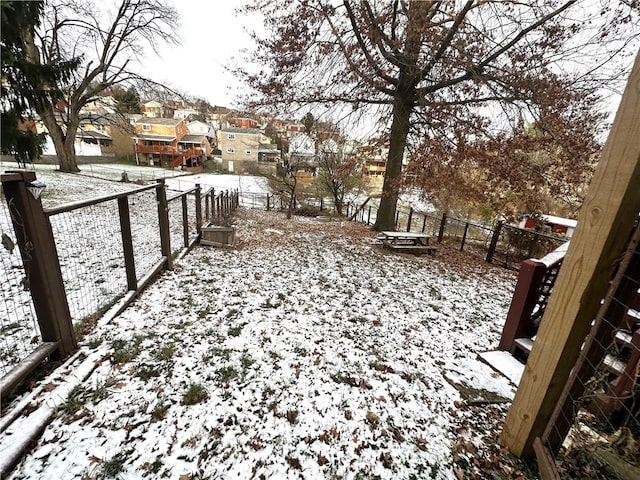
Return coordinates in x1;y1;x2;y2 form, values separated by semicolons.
136;117;182;126
180;135;206;144
76;130;112;140
259;143;280;152
220;127;260;134
542;215;578;228
133;134;176;142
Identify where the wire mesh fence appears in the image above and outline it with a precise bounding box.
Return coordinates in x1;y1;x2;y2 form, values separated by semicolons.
47;201;128;325
129;189;162;278
0;173;225;382
77;163;185;183
238;191;269;210
442;216;495;256
167;192;190;257
540;221;640;478
491;224;566;270
0;186;41;376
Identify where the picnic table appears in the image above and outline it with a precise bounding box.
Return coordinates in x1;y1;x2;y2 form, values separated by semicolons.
379;231;438;255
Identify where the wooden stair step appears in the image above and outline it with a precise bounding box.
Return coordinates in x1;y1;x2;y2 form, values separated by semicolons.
603;354;626;377
614;330;634;347
514;337;534;354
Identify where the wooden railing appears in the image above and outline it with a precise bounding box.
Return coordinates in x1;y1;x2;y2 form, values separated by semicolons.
498;243;568;355
134;145;203;157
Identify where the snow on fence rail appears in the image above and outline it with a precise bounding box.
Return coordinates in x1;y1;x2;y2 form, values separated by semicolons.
0;171;238;393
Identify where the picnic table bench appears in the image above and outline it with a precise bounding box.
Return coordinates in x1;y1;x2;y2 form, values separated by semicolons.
379;231;438;255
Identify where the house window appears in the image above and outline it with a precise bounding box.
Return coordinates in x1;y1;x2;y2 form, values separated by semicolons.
142;124;151;131
226;147;235;154
245;149;252;155
227;133;235;140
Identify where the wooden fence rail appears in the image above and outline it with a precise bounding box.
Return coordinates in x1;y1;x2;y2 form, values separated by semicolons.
0;172;238;398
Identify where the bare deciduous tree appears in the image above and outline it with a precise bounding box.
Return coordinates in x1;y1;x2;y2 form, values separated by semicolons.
315;140;364;216
237;1;639;229
25;0;179;172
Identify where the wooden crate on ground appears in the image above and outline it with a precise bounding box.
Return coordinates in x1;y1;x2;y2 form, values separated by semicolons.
201;225;235;247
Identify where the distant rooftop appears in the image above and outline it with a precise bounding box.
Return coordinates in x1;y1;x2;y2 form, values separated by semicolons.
136;117;182;126
180;134;206;143
220;127;260;134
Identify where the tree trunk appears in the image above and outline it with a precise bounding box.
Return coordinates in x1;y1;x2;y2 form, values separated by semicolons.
286;176;297;219
333;182;343;215
373;0;425;231
42;110;79;172
38;108;78;172
374;89;414;231
59;117;80;173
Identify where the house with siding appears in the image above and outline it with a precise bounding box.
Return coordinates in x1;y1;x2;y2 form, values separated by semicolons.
132;117;204;171
76;113;137;159
217;127;259;173
217;127;280;174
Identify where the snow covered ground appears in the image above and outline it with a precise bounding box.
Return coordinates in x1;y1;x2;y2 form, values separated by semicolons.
0;164;270;375
3;203;518;480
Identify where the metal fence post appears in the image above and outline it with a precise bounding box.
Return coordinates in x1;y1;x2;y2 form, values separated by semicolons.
460;222;470;251
1;171;77;357
486;220;503;263
438;213;447;243
155;179;172;269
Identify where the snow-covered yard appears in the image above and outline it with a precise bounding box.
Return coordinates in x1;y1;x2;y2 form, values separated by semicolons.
3;205;518;480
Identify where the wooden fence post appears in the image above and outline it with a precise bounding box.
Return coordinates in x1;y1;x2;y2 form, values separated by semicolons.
486;220;503;263
501;51;640;458
204;190;210;223
438;213;447;242
209;188;216;221
1;171;77;357
407;208;413;232
367;206;372;225
498;260;547;352
195;184;202;235
267;194;270;211
117;196;137;291
155;179;172;269
181;195;189;247
422;214;427;233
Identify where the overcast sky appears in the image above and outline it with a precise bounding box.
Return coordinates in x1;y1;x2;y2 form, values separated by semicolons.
141;0;261;108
